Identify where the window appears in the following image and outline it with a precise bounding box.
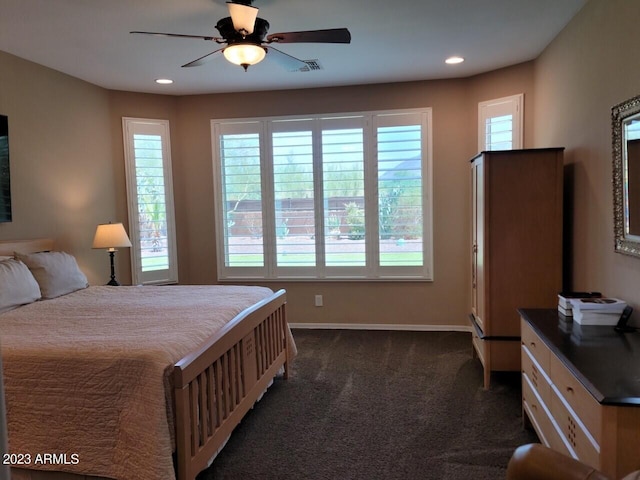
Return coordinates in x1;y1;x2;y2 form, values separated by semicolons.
122;118;178;285
212;109;433;281
478;94;523;151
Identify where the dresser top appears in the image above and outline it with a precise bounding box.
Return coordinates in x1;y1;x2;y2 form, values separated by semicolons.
519;308;640;406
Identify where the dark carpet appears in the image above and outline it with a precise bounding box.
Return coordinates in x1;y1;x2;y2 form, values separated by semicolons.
197;329;538;480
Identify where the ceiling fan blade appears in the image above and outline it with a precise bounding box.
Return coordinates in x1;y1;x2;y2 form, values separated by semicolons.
266;28;351;44
265;46;309;72
181;48;224;68
130;31;221;42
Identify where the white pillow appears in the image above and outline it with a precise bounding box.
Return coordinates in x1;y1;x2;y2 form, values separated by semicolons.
15;251;89;299
0;259;42;313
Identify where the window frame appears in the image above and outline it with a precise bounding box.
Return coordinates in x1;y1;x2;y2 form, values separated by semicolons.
122;117;178;285
478;94;523;151
211;108;433;282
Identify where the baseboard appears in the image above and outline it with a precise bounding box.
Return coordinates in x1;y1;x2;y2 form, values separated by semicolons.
289;322;473;332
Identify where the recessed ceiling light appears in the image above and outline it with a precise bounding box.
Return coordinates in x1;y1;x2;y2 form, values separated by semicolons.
155;78;174;85
445;56;465;65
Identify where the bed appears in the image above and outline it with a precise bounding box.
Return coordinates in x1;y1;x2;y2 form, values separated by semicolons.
0;239;294;480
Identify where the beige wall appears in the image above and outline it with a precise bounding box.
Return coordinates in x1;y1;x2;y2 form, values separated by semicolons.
533;0;640;316
0;45;538;328
0;51;117;285
8;0;634;328
108;64;536;327
107;91;179;286
173;80;475;326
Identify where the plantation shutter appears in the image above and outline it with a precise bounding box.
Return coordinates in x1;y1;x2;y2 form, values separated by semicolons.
478;94;523;151
374;111;431;277
270;119;316;275
212;108;433;281
320;116;366;273
213;121;267;278
122;118;178;285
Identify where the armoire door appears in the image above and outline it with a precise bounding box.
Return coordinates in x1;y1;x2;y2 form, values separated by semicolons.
471;157;485;332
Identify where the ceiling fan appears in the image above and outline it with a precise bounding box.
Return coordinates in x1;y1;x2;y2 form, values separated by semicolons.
131;0;351;72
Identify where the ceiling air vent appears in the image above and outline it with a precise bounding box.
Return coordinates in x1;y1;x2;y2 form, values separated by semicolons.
300;59;323;72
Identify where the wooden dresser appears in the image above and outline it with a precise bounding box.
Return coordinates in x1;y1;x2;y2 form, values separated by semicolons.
470;148;564;389
519;309;640;479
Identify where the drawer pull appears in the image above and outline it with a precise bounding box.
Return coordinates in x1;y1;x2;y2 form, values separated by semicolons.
566;386;574;394
529;341;536;348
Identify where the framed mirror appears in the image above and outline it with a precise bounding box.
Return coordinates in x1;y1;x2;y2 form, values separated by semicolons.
612;94;640;257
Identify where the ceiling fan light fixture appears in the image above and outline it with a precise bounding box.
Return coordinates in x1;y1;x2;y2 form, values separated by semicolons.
223;43;266;70
227;2;259;35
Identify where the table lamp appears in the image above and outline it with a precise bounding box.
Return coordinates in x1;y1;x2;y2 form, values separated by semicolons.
92;222;132;286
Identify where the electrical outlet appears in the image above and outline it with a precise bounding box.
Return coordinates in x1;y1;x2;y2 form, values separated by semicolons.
314;295;323;307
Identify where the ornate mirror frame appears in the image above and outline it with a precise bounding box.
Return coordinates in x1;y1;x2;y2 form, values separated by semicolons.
612;94;640;258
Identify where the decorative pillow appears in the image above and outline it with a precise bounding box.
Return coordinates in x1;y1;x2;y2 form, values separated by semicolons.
0;259;42;313
15;251;89;299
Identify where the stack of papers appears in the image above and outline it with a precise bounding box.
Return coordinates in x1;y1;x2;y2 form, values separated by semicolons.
569;298;627;325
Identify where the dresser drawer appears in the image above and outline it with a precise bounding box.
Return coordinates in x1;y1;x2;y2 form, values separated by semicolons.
521;318;550;373
550;385;600;468
549;353;602;443
522;373;571;457
522;346;551;407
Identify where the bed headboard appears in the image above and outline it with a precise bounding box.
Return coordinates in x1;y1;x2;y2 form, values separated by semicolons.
0;238;55;256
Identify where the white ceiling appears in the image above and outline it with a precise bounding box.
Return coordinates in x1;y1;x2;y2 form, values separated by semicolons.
0;0;586;96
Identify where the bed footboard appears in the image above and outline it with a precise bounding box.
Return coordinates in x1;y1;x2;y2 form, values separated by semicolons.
172;289;288;480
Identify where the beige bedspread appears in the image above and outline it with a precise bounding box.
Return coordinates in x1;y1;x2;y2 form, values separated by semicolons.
0;285;283;480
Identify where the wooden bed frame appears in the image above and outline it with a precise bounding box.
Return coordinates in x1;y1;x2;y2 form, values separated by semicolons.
173;287;289;480
1;239;291;480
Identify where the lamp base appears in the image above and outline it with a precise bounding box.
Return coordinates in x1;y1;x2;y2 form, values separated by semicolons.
106;250;122;287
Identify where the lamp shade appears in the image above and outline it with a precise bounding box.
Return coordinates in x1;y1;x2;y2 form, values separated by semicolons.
227;2;259;35
92;223;132;250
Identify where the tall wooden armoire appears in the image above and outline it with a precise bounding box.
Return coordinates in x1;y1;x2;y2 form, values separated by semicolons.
470;148;564;389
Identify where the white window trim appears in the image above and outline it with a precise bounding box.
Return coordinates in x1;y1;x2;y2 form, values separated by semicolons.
211;108;433;282
478;94;523;151
122;117;178;285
